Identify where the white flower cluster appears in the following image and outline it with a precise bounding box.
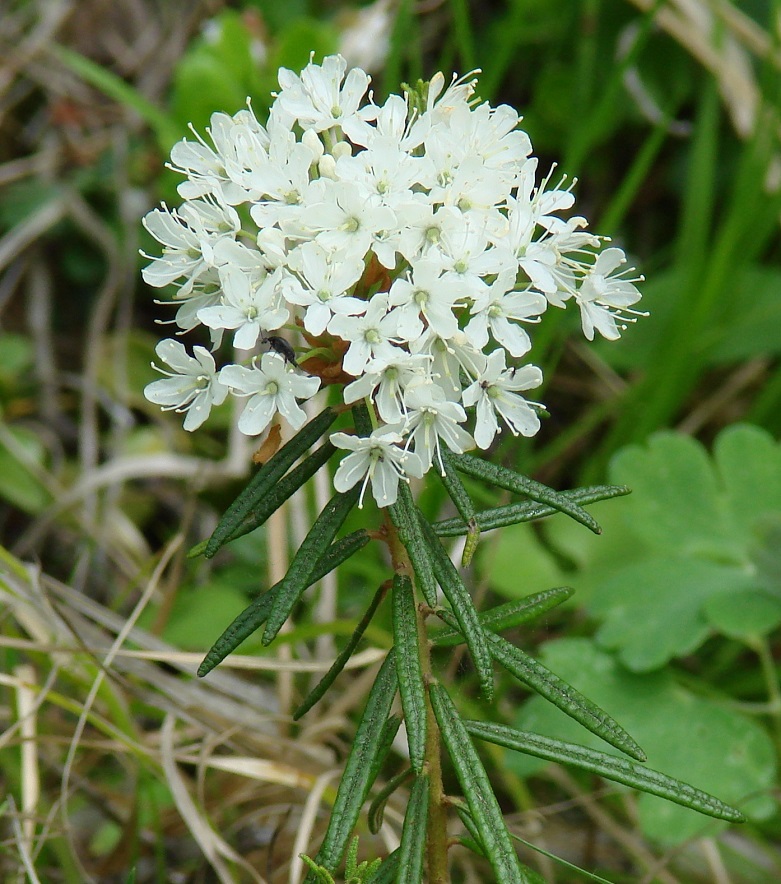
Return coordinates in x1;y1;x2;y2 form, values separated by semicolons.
143;54;642;507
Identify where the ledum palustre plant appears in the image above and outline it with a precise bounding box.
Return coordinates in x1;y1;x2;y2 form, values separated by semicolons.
142;54;744;882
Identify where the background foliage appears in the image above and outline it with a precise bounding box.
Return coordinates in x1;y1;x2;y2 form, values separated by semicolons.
1;0;780;881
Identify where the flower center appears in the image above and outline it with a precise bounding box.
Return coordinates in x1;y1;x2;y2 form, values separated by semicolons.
331;104;342;119
317;289;331;302
265;381;279;396
425;226;440;244
413;288;429;308
344;217;360;233
365;328;381;345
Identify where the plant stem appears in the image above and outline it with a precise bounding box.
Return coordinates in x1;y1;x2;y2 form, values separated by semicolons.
384;512;451;882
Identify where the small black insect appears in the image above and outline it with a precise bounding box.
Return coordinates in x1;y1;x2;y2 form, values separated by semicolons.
262;335;298;366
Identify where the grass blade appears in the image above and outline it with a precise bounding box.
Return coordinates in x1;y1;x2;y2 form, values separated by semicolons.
392;573;427;773
465;721;744;823
307;653;398;879
263;486;360;644
294;578;389;719
449;453;603;534
429;683;530;883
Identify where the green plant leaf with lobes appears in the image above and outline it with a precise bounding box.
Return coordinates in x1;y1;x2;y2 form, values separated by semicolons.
549;426;781;667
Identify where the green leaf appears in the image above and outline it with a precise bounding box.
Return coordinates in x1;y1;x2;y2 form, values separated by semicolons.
589;555;758;671
433;484;630;537
299;855;335;884
198;530;369;677
0;425;52;514
396;774;429;884
466;721;744;822
294;578;388;719
429;683;529;883
263;486;360;644
387;482;438;606
713;424;781;548
51;45;180;149
486;521;563;600
562;427;781;667
197;585;280;678
308;653;398;878
609;432;736;560
205;408;337;557
368;768;413;834
418;516;493;700
486;632;646;762
511;639;775;844
433;587;574;648
365;714;403;803
450;453;602;534
391;574;427;773
437;449;480;566
363;849;401;884
702;590;781;641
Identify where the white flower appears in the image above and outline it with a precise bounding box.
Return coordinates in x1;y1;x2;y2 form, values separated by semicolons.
142;55;643;449
343;352;431;423
575;247;644;341
145;339;229;431
304;179;396;258
465;270;547;357
285;241;366;336
403;382;474;474
331;425;424;508
462;350;543;449
141;200;239;293
328;293;401;376
276;54;370;134
219;352;321;435
386;259;463;341
198;267;289;350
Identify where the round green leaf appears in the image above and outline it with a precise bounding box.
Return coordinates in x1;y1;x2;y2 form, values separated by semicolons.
703;590;781;640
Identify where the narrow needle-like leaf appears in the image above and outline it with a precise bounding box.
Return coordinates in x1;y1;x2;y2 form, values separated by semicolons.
430;683;531;883
388;482;438;606
418;515;493;700
364;849;401;884
263;485;360;644
368;768;414;834
449;453;613;534
396;773;429;884
437;449;481;566
465;721;745;822
205;410;337;557
307;653;398;879
392;573;427;773
433;485;630;537
198;530;369;677
486;633;646;762
433;587;574;648
294;578;389;719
